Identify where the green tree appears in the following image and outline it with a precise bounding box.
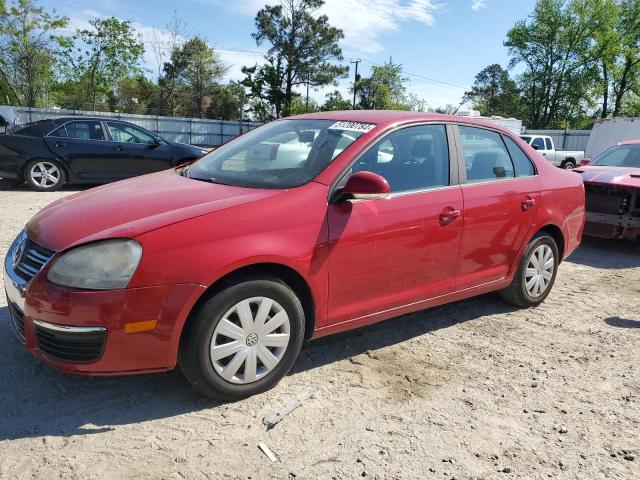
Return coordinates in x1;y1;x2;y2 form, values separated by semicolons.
464;64;524;117
241;55;287;121
600;0;640;116
207;82;245;120
111;76;158;114
506;0;613;128
61;17;145;110
0;0;68;107
321;90;352;111
252;0;348;117
355;61;409;110
160;37;227;117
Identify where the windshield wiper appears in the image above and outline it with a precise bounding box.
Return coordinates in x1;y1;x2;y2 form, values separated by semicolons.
187;176;234;186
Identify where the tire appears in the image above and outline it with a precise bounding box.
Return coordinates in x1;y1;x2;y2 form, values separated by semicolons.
24;159;66;191
179;277;305;400
500;232;559;308
561;159;576;170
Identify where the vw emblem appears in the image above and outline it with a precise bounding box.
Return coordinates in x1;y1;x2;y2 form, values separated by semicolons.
12;235;26;270
246;333;258;347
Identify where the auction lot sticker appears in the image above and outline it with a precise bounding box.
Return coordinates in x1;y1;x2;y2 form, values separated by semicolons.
329;121;377;133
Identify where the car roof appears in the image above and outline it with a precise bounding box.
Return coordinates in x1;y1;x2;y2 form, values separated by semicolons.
292;110;516;136
619;139;640;145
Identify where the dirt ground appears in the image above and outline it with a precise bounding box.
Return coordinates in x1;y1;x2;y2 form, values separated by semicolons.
0;185;638;480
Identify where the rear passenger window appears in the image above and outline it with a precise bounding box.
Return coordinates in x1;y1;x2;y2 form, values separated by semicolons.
65;121;105;141
351;124;449;193
459;126;514;183
545;138;553;150
503;136;536;177
49;125;67;137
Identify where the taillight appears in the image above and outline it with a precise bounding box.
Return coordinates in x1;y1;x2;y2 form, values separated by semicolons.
579;158;591;166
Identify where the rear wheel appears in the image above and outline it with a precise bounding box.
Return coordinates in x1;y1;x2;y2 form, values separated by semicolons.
179;277;305;400
500;232;559;308
24;160;65;191
561;159;576;169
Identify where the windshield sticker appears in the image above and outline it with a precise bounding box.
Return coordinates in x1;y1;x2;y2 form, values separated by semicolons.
328;121;376;133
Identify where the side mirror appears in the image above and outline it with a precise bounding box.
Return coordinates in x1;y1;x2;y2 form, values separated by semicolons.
341;171;390;200
580;158;591;166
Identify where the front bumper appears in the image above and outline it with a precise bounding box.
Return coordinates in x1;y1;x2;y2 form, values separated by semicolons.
4;236;206;375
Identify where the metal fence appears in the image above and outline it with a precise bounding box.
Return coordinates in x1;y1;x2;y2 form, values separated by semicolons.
524;129;591;152
13;107;261;147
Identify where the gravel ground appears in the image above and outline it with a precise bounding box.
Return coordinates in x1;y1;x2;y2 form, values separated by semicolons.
0;185;638;480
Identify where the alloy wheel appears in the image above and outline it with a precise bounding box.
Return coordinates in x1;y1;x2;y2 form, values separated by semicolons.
525;244;555;297
30;162;61;189
210;296;291;384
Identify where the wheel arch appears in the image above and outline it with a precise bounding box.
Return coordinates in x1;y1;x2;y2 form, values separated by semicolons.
537;223;565;261
182;262;316;342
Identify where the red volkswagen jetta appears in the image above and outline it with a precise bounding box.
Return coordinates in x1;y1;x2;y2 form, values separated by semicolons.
4;111;585;399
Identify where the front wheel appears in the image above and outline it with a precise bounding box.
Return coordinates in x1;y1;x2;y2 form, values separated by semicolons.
500;232;559;308
179;277;305;400
24;160;66;191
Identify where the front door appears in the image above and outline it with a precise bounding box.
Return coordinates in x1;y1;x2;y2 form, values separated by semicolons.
44;120;113;180
327;124;463;324
105;121;174;178
454;125;541;290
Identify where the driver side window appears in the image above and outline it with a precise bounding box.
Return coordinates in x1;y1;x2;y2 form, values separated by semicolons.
350;124;449;193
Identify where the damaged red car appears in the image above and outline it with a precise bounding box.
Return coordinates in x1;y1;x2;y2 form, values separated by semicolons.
4;111;585;400
576;140;640;241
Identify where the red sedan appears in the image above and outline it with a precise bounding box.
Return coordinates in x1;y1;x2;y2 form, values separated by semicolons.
3;111;585;399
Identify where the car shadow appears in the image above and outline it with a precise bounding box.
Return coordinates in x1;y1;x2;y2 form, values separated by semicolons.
603;316;640;329
0;294;516;441
566;236;640;269
0;182;96;192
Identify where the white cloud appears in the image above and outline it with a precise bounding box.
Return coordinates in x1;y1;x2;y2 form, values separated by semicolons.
471;0;487;11
205;0;441;55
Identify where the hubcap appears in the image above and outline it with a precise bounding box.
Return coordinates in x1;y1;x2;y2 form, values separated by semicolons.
210;297;290;384
30;162;61;188
525;244;555;298
564;163;575;170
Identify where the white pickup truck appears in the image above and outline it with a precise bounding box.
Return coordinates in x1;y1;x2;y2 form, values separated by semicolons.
520;134;585;169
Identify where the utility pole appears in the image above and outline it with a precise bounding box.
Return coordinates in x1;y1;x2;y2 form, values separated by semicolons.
305;75;310;113
350;59;361;108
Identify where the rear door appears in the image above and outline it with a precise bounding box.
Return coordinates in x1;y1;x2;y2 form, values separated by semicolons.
105;121;174;178
454;125;540;290
44;120;113;180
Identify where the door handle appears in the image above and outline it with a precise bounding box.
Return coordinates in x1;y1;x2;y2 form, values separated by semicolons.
439;207;461;225
54;141;66;147
113;145;124;151
522;197;536;211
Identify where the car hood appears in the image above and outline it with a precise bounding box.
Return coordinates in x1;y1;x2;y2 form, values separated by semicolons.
27;170;280;252
574;165;640;188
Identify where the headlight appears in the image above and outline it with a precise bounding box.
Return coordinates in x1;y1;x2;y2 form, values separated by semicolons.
47;239;142;290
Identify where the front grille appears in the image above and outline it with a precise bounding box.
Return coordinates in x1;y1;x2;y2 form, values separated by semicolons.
7;302;25;344
33;322;106;362
13;240;54;283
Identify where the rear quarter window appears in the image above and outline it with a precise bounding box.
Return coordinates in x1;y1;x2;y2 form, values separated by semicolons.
503;135;536;177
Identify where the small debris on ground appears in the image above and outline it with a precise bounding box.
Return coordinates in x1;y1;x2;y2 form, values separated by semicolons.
263;387;316;429
258;442;279;463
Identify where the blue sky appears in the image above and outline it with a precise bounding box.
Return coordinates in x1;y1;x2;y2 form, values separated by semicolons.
40;0;537;107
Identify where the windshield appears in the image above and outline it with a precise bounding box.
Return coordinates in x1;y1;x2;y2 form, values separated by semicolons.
592;144;640;168
187;119;373;188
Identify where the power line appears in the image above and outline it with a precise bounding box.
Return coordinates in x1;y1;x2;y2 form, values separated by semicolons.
359;59;468;92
